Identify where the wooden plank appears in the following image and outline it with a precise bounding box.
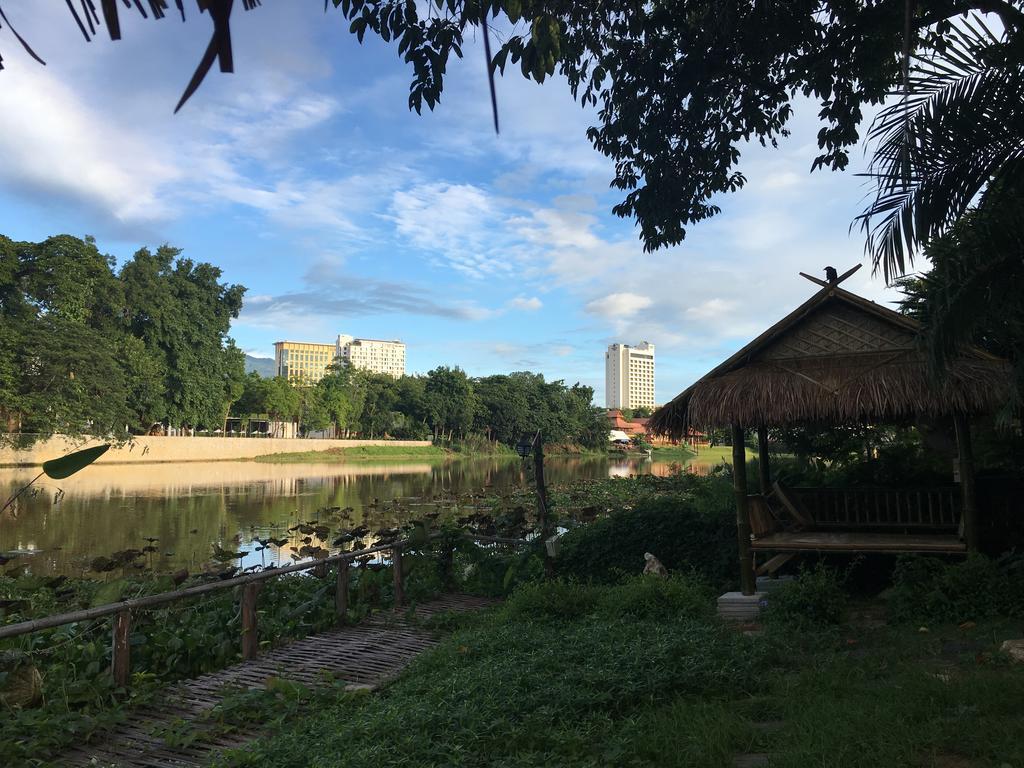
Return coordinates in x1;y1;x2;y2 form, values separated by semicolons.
772;481;814;528
755;553;795;576
751;531;967;553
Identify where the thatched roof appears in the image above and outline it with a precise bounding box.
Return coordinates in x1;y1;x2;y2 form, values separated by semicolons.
649;279;1011;438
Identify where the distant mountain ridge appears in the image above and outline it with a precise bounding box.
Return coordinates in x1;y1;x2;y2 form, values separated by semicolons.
245;354;276;377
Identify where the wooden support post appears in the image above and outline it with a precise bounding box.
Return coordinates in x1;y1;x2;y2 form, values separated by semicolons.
534;434;554;577
392;546;405;607
241;582;259;660
953;412;979;551
111;609;131;689
732;424;755;596
757;424;771;494
335;561;350;624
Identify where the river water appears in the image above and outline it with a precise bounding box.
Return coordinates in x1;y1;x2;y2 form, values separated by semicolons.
0;455;708;576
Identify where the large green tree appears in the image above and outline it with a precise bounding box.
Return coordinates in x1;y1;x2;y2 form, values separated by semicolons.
0;234;248;441
425;366;478;440
0;235;132;439
120;245;246;429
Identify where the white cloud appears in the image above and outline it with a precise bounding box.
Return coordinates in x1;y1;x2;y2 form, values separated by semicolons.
0;66;182;224
390;182;530;278
508;296;542;311
686;298;737;322
585;292;653;319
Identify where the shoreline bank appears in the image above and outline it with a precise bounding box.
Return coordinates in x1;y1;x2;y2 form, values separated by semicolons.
0;435;434;468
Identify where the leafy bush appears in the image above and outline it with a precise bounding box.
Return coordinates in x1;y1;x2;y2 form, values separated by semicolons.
505;579;600;620
596;575;714;621
449;538;545;597
504;575;714;623
887;553;1024;624
762;565;847;630
555;477;736;587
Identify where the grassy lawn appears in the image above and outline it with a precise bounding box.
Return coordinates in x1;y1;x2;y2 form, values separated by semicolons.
649;443;697;460
253;445;452;462
683;444;736;464
207;578;1024;768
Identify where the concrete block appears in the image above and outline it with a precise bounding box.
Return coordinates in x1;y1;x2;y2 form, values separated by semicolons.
717;591;767;621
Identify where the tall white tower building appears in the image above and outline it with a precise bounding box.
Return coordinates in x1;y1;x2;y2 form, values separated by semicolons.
605;342;656;410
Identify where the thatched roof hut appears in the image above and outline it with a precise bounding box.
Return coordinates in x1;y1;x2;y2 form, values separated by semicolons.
649;269;1012;598
649;277;1010;438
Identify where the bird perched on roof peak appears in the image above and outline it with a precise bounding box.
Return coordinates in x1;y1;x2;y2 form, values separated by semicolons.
825;266;838;282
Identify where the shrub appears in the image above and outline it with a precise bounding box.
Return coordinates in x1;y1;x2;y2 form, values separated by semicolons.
504;579;600;620
762;565;847;630
554;479;736;587
504;575;715;623
596;575;715;621
887;553;1024;624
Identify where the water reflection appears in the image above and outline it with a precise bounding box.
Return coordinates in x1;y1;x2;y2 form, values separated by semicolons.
0;456;702;576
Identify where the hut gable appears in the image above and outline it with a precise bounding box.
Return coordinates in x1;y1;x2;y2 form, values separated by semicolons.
757;300;915;361
648;278;1011;437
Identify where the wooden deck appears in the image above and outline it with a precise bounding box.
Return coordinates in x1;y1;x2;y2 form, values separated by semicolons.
61;593;499;767
751;531;967;553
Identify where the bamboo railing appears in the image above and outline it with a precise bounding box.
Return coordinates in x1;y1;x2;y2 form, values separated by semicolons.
0;532;529;688
789;486;961;530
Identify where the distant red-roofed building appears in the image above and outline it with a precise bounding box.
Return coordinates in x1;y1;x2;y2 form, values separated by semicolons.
606;410;709;447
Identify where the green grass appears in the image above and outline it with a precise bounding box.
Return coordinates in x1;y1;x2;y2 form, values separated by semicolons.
649;443;697;460
253;445;452;462
206;578;1024;768
681;444;735;464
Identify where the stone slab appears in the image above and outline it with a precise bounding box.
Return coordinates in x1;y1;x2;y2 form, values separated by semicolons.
717;591;767;621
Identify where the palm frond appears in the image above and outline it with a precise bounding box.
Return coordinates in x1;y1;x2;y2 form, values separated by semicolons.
856;15;1024;281
0;0;263;109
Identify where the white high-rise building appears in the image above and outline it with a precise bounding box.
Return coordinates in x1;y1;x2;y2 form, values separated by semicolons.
605;342;656;410
336;335;406;378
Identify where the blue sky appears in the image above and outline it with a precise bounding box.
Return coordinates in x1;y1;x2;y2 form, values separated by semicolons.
0;2;904;404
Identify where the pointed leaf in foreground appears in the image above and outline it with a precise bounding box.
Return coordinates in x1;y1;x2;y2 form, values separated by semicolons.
42;444;110;480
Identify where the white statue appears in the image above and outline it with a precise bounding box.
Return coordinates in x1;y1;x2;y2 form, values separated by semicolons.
643;552;668;577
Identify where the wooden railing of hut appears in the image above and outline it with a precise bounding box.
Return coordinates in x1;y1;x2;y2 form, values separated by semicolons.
0;533;529;688
787;486;961;530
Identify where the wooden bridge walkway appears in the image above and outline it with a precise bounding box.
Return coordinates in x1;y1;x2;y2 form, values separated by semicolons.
62;593;499;767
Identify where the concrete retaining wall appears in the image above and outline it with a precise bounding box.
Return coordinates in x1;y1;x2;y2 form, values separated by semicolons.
0;435;434;467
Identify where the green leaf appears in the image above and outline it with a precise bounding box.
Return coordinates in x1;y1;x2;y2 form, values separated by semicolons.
90;578;129;607
42;444;110;479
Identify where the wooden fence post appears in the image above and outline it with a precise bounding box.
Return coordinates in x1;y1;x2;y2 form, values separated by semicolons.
111;609;131;689
336;561;350;624
392;546;405;607
441;541;455;589
241;582;259;660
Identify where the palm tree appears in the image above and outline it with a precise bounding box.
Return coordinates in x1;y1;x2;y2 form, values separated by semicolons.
897;185;1024;410
856;15;1024;283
